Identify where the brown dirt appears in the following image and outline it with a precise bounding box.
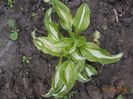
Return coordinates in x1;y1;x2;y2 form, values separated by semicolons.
0;0;133;99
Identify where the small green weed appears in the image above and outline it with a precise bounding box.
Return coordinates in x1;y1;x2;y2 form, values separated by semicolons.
32;12;38;20
7;19;19;41
22;56;32;64
8;0;15;8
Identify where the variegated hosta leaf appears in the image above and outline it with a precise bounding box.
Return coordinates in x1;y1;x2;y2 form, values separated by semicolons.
71;50;85;61
78;73;91;83
76;61;90;83
44;8;62;42
73;4;90;33
77;64;97;83
85;64;97;77
54;38;74;48
43;0;50;2
32;31;61;57
51;60;77;98
50;0;73;31
59;60;77;86
44;60;77;98
43;64;63;97
69;36;86;54
81;42;123;64
76;60;85;72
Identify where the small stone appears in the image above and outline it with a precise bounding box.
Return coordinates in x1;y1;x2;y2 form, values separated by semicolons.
101;85;116;99
86;85;102;99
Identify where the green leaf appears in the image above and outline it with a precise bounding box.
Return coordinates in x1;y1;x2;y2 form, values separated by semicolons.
93;31;101;44
117;95;123;99
73;4;90;33
43;60;77;98
59;60;77;86
50;0;73;31
85;64;97;77
77;73;91;83
9;31;18;41
69;36;86;54
77;64;96;83
7;19;15;28
71;50;85;61
43;65;63;97
63;96;68;99
54;38;74;48
44;8;61;42
52;85;67;98
81;42;123;64
76;60;85;72
76;36;87;47
32;31;61;57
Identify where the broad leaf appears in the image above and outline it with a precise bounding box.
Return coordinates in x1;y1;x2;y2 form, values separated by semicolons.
49;60;77;98
81;42;123;64
44;8;61;42
32;31;61;56
73;4;90;33
43;65;63;97
71;50;85;61
59;60;77;86
69;36;86;54
54;38;74;48
50;0;73;31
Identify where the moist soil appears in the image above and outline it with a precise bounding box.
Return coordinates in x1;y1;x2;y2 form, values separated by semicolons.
0;0;133;99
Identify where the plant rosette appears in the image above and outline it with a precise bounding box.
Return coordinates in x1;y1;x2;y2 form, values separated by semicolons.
32;0;123;98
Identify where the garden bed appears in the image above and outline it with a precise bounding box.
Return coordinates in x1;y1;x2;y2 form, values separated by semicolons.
0;0;133;99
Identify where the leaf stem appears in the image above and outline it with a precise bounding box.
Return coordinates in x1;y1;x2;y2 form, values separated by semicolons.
59;56;63;65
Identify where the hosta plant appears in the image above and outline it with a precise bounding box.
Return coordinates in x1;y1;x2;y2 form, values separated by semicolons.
32;0;123;98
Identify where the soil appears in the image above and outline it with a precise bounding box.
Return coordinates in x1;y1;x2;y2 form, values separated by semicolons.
0;0;133;99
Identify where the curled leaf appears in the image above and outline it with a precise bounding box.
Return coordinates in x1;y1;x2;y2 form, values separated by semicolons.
50;0;73;31
44;8;62;42
32;31;61;56
81;42;123;64
43;64;63;97
85;64;97;77
77;73;91;83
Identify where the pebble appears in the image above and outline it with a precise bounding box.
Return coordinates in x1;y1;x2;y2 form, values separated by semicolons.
101;85;116;99
86;85;102;99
